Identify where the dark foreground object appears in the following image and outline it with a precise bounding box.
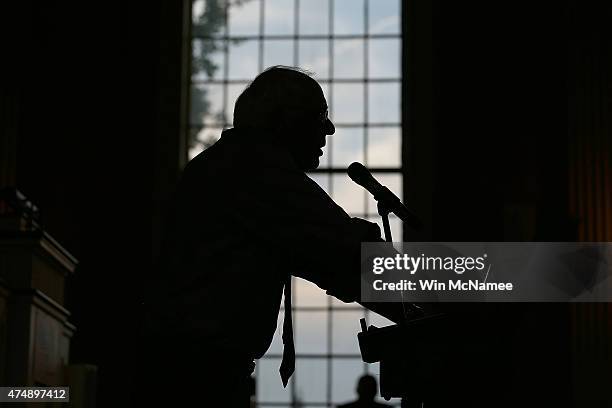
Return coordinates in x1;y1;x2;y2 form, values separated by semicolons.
359;304;571;408
132;334;253;407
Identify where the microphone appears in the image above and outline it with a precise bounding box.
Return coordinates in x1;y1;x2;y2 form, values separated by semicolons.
347;162;422;230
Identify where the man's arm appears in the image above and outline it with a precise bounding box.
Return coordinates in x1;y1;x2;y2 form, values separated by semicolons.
230;163;417;323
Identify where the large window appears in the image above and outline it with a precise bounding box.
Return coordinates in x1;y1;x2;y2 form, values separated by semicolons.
190;0;402;405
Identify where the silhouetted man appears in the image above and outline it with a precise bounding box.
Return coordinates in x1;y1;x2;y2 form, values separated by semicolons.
337;375;392;408
136;66;403;407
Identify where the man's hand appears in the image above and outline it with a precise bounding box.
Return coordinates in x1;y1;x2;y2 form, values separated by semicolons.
350;217;384;242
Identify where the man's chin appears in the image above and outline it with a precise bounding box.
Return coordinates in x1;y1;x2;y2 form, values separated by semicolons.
298;156;320;171
307;157;320;171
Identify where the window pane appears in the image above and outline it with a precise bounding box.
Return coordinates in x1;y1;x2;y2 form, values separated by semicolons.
295;311;327;354
225;83;248;125
299;0;329;35
332;84;364;124
192;39;226;81
263;39;294;70
192;0;227;37
257;358;291;403
190;126;222;150
228;39;259;79
369;38;400;78
367;126;401;167
264;0;294;35
332;127;364;168
367;311;395;329
334;0;364;35
389;214;402;242
332;174;365;215
299;40;330;79
192;0;205;26
188;143;204;161
332;359;365;404
295;277;328;307
368;82;400;123
369;0;400;34
190;83;225;125
320;83;330;104
294;359;327;403
332;311;363;353
308;173;330;193
333;39;364;79
266;309;285;355
189;126;221;159
228;0;260;36
332;297;361;308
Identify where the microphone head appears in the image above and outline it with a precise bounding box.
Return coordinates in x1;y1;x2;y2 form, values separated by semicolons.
347;162;370;186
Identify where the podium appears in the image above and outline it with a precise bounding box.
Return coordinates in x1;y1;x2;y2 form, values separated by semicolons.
0;189;77;393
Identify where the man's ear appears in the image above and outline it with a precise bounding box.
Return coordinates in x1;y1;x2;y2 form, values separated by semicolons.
276;112;303;135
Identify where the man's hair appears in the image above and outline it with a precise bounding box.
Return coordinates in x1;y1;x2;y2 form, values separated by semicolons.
233;66;321;132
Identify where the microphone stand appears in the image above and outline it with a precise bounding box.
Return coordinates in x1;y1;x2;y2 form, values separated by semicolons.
375;198;427;408
376;201;424;320
377;201;393;242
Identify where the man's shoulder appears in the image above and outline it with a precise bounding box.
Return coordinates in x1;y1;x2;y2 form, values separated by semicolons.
184;130;299;177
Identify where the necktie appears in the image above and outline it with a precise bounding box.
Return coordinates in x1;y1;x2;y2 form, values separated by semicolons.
279;276;295;387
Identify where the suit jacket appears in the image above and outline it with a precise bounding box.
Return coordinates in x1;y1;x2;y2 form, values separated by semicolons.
144;128;381;359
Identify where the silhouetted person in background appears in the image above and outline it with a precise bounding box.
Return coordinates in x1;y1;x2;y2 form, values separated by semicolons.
337;375;392;408
135;66;403;407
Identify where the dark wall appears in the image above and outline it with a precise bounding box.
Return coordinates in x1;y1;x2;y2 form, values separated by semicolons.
403;0;610;405
433;3;571;401
404;0;572;243
2;0;184;405
567;1;612;405
432;1;569;242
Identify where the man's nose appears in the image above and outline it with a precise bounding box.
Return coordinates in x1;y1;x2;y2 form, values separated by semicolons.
324;118;335;135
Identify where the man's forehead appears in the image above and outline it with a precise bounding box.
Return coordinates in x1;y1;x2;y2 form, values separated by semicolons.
306;84;328;110
291;77;327;111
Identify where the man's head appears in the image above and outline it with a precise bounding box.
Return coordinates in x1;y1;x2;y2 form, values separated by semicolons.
356;374;378;401
233;66;335;170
